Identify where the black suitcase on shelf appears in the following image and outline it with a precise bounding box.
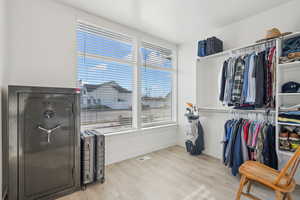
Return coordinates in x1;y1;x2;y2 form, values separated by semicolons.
81;131;95;185
198;40;207;57
206;37;223;56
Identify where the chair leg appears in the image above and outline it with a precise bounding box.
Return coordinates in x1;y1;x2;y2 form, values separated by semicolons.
286;193;293;200
236;175;247;200
246;181;252;194
275;191;284;200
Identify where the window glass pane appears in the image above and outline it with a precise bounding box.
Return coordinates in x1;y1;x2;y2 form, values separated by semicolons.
77;27;134;62
77;23;134;134
78;56;133;134
141;67;173;125
140;42;173;69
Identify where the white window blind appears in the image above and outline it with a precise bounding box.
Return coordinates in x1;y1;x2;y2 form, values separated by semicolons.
140;42;175;126
77;22;134;134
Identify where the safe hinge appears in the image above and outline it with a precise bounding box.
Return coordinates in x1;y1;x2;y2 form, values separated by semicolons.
71;166;75;184
72;167;75;177
71;104;75;115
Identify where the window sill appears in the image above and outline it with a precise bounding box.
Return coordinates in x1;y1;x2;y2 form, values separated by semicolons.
141;123;178;131
102;123;177;137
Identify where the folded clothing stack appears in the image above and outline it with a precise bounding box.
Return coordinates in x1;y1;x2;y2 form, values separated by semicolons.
279;111;300;124
282;36;300;57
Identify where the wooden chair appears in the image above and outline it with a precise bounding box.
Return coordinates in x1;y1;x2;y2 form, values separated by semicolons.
236;147;300;200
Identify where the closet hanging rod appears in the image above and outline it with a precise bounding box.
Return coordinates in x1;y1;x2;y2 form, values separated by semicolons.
231;39;276;54
198;107;275;114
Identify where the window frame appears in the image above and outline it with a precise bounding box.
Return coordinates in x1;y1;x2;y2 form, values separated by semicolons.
77;20;177;133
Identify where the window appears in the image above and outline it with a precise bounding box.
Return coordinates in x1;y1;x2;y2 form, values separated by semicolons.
140;42;174;126
77;21;176;133
77;22;134;134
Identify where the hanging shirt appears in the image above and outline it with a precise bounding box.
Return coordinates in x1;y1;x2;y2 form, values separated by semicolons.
231;58;245;104
223;58;236;106
219;60;228;102
241;55;251;104
223;120;233;164
246;54;256;103
232;121;244;176
225;120;240;166
263;125;278;169
269;47;276;108
256;124;268;163
240;120;249;162
255;52;266;107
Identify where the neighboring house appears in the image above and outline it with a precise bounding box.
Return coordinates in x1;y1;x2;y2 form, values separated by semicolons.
80;81;132;109
80;80;171;110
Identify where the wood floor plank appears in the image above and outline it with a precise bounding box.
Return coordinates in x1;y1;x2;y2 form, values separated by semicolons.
58;146;300;200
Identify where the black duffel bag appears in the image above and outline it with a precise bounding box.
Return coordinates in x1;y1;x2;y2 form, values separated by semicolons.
206;36;223;56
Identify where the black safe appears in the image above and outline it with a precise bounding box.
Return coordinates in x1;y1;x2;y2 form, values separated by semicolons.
5;86;81;200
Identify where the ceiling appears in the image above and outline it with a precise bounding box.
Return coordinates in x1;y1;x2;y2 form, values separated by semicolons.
56;0;292;44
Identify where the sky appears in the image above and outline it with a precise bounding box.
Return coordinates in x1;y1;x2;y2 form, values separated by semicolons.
77;31;172;97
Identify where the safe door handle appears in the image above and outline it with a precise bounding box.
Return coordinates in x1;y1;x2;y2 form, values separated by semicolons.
37;124;61;143
37;124;61;134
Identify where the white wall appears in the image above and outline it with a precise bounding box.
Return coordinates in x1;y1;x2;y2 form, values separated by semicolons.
177;0;300;158
7;0;77;88
0;0;7;198
210;0;300;50
6;0;177;173
177;44;197;146
105;125;177;164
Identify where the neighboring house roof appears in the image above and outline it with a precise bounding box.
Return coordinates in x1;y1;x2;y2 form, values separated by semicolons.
109;82;131;93
83;81;132;93
84;84;99;92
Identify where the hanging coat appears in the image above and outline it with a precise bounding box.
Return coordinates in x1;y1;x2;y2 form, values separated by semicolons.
263;125;278;170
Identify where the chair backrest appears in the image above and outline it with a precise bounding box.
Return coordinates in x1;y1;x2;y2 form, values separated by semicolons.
275;147;300;186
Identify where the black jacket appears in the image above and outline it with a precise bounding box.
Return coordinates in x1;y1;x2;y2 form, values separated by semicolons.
263;125;278;169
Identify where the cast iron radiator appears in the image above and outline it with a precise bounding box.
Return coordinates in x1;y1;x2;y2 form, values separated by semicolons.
81;130;105;187
6;86;81;200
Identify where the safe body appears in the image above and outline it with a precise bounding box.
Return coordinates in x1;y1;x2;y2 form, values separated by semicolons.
7;86;81;200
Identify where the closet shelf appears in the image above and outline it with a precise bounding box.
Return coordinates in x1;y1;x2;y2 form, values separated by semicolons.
278;61;300;69
281;31;300;40
278;93;300;96
277;122;300;127
197;50;230;61
197;107;228;113
278;150;294;157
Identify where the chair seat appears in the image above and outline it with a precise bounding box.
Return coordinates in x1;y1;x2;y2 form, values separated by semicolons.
239;161;296;193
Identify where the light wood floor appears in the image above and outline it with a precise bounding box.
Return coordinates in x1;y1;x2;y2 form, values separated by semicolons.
59;146;300;200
